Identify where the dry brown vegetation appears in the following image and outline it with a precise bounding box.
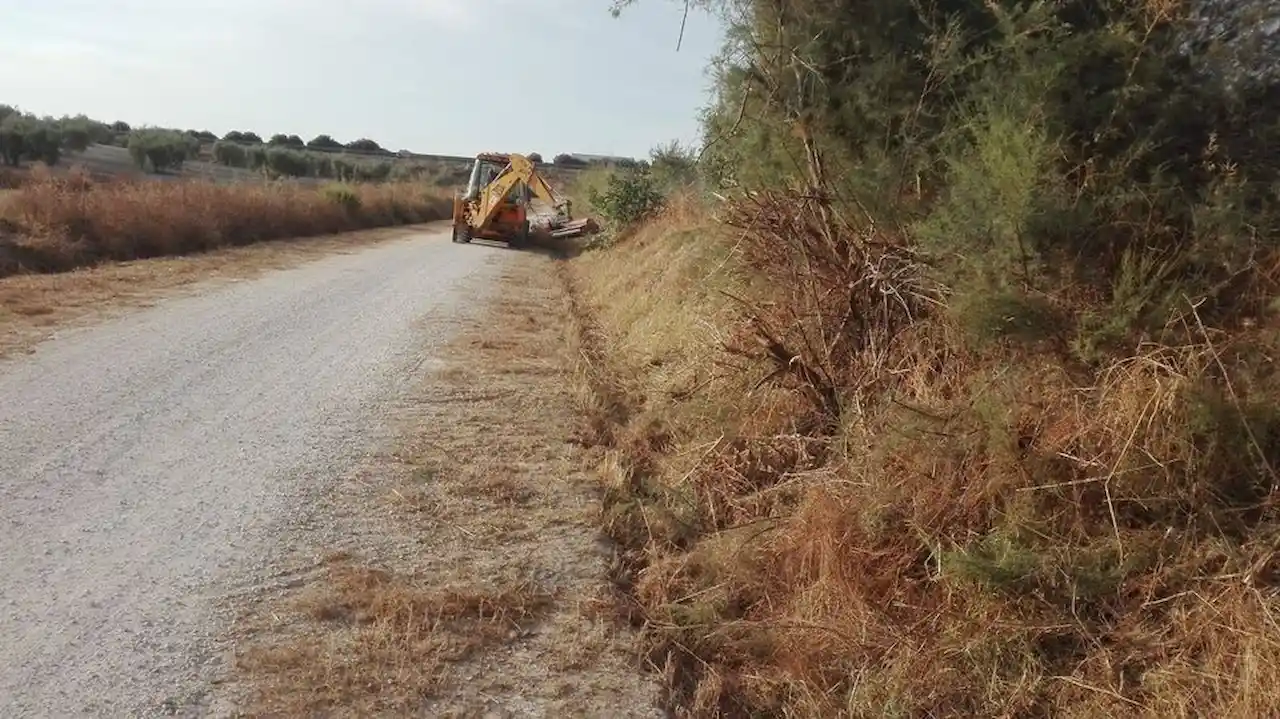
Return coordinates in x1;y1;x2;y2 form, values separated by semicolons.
568;190;1280;717
236;557;557;715
228;255;662;717
0;167;450;278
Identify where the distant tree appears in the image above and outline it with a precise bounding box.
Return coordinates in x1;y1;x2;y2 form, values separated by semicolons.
86;121;115;145
265;148;313;178
268;133;306;149
0;116;63;165
528;152;544;163
223;130;261;144
28;124;64;165
110;120;131;133
0;116;27;166
127;129;193;173
345;138;383;153
188;129;218;142
247;145;269;170
213;140;248;168
307;134;343;150
58;115;102;152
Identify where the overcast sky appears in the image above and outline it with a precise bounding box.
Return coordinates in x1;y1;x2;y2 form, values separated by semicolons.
0;0;724;159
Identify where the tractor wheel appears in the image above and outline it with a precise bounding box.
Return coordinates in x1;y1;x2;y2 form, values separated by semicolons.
510;220;530;250
452;225;471;244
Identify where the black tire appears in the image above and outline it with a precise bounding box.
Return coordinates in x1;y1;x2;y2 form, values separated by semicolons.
453;224;472;244
510;220;530;250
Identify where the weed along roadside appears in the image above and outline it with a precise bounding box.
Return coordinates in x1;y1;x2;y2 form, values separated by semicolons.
568;190;1280;717
564;0;1280;713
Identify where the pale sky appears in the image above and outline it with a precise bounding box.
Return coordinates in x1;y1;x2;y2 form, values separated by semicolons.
0;0;724;159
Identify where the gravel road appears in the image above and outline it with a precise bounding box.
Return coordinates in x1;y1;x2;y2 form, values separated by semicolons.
0;228;507;717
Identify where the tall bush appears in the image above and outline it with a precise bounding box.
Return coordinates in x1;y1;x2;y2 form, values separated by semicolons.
587;165;665;226
127;129;196;173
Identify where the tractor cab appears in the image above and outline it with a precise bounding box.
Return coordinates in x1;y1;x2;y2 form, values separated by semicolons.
462;153;530;204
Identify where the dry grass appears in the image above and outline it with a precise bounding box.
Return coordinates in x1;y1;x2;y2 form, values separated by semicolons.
568;193;1280;717
0;225;432;357
0;169;451;277
228;255;662;717
237;558;555;716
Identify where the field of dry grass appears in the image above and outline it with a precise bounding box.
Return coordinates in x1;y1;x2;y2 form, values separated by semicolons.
225;254;662;717
0;169;451;278
567;193;1280;717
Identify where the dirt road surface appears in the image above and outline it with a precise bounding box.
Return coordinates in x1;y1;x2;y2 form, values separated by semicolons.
0;229;508;717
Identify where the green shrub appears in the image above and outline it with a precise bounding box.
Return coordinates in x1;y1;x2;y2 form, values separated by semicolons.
24;124;62;165
331;158;354;180
0;117;27;166
322;183;361;212
587;166;666;226
648;140;699;189
246;146;268;170
353;161;392;182
0;115;63;166
127;129;193;173
307;134;342;150
345;138;382;153
265;148;314;178
58;115;103;152
222;130;261;145
213;141;248;168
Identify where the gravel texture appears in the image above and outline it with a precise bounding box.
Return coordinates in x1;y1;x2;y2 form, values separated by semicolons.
0;230;508;717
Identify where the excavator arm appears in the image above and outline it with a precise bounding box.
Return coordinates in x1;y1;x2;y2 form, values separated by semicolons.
453;151;598;246
470;154;564;230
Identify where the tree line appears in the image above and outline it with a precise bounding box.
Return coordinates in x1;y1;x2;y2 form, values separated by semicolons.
2;102;623;179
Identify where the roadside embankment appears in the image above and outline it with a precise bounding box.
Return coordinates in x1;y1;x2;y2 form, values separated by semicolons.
566;191;1280;717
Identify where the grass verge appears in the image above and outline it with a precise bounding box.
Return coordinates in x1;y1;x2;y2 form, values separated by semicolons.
227;253;662;717
567;193;1280;717
0;170;451;278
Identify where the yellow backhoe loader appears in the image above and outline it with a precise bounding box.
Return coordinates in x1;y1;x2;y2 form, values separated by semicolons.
451;152;598;248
